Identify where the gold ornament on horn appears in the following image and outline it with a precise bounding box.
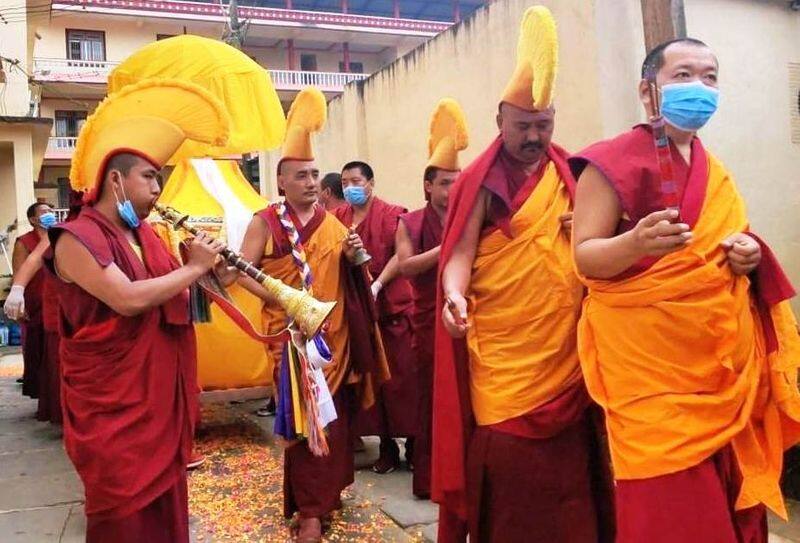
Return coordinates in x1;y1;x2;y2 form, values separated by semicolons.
153;203;336;337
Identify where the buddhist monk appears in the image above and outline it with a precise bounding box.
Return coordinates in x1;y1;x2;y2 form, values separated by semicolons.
395;98;467;499
45;80;229;543
433;7;614;543
236;88;389;543
570;37;800;543
6;233;63;424
319;172;346;211
5;202;54;398
334;160;416;474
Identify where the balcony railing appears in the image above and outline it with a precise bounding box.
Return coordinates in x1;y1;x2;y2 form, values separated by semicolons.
270;70;370;91
33;58;120;84
45;137;78;160
53;209;70;223
34;58;370;91
48;136;78;150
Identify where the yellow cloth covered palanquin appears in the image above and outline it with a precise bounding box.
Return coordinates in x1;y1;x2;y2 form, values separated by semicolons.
151;159;273;390
108;35;285;163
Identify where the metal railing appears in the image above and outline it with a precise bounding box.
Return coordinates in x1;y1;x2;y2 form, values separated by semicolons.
269;70;370;91
33;58;370;91
47;137;78;151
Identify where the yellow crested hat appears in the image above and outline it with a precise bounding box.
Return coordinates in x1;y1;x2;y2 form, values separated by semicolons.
427;98;469;172
281;87;327;162
500;5;558;111
71;79;230;202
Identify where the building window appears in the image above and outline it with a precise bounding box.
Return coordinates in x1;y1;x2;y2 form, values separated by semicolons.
156;34;176;41
57;178;71;209
338;61;364;74
54;111;87;139
241;156;260;192
300;54;318;71
66;30;106;62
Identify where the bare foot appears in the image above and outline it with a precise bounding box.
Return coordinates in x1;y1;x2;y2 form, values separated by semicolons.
295;516;322;543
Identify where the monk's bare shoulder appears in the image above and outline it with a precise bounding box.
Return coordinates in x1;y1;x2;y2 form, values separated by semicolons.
53;231;95;283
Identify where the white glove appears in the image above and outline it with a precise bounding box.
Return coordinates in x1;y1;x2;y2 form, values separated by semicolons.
370;279;383;300
3;285;25;320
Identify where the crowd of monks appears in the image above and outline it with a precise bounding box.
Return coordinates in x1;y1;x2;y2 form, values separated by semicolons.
4;5;800;543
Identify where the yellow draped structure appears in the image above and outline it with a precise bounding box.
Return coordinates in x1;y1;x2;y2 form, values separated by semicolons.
151;159;272;390
108;35;286;163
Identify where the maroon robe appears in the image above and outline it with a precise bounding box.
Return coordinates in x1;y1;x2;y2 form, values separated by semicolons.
36;270;62;424
569;125;776;543
47;207;197;543
399;203;442;497
434;138;615;543
257;204;385;519
17;230;45;399
334;198;417;438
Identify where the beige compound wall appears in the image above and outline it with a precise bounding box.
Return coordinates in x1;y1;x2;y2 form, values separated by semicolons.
685;0;800;291
314;0;646;208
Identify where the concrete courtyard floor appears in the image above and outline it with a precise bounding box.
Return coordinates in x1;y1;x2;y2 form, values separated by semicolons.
1;348;799;542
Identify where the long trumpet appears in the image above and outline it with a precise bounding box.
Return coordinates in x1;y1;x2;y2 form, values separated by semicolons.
153;203;336;337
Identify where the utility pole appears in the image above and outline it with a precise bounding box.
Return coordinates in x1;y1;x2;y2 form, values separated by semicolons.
221;0;249;49
640;0;686;52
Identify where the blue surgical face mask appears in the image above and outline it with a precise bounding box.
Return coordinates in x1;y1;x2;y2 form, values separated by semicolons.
38;212;57;230
660;80;719;132
343;185;369;206
114;182;141;229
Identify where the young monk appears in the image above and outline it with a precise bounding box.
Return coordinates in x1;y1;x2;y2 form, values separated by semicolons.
46;80;229;543
571;37;800;542
434;7;613;543
395;98;467;498
5;202;54;397
237;87;389;543
334;161;416;473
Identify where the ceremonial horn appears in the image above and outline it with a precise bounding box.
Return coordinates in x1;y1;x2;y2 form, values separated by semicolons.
153;203;336;337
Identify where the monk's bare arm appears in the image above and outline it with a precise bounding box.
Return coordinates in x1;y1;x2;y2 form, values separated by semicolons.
55;231;221;317
375;254;401;290
441;190;486;337
4;239;43;319
11;238;48;287
442;191;485;299
395;220;439;277
11;240;29;275
573;165;691;279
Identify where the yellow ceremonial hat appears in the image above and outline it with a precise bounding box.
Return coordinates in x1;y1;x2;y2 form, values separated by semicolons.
281;87;327;162
71;79;231;202
500;5;558;112
427;98;469;172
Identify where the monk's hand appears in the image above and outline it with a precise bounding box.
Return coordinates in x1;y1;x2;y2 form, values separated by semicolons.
343;231;364;263
213;260;241;286
559;212;573;236
3;285;26;321
721;233;760;276
631;209;692;257
442;292;469;338
186;231;225;272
